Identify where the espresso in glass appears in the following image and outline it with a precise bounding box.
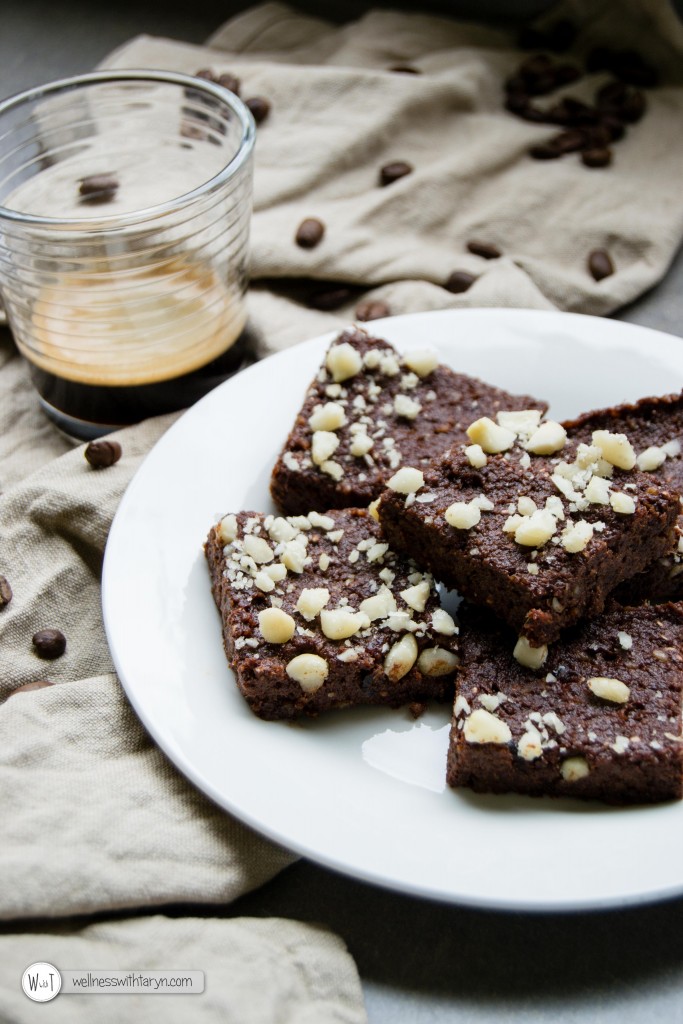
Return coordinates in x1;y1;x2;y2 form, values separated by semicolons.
0;71;255;439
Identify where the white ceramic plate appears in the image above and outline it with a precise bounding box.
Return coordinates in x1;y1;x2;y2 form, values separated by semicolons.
103;308;683;912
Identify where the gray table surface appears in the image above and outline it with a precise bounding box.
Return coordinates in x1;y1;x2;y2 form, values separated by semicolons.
2;3;683;1022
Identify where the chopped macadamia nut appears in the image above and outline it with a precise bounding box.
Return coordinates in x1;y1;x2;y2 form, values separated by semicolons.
263;563;287;583
308;402;346;431
465;443;487;468
254;572;275;593
402;349;438;377
311;430;339;466
588;676;630;704
513;636;548;669
326;342;362;382
387;466;424;494
517;496;537;516
467;416;516;454
258;607;296;644
268;517;299;544
445;501;481;530
561;520;594;553
525;421;567;455
296;587;331;620
384;633;418;681
517;726;543;761
560;756;590;782
320;608;369;640
243;535;274;564
400;580;431;613
610;491;636;514
637;446;667;472
308;511;336;530
350;433;374;457
431;608;458;635
417;647;459;676
368;499;381;521
321;459;344;481
286;653;329;693
584;475;611;504
394;394;421;420
464;708;512;745
618;631;633;650
360;585;397;621
497;409;541;436
514;509;557;547
281;538;308;573
592;430;636;470
217;513;238;545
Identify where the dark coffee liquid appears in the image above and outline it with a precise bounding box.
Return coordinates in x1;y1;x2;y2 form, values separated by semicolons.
29;325;255;440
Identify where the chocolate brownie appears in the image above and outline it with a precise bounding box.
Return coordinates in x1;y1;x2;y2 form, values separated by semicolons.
447;603;683;804
378;410;680;649
270;327;547;515
564;392;683;603
205;507;460;719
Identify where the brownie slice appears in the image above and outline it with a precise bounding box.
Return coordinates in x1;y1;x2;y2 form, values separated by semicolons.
447;604;683;804
270;326;548;515
564;392;683;603
378;411;680;648
205;507;460;720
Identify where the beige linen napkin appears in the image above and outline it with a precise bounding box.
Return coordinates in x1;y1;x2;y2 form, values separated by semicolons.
103;0;683;354
0;917;366;1023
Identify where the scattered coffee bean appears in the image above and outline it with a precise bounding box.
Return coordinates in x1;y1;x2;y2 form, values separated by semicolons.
245;96;270;124
295;218;325;249
355;299;390;322
529;142;563;160
444;270;477;294
588;248;615;281
9;680;54;698
379;161;413;187
308;286;355;311
194;68;217;82
600;115;626;142
217;72;241;96
466;240;501;260
581;147;612;168
0;575;12;610
389;65;421;74
547;97;600;127
84;440;122;469
596;81;646;123
504;95;547;122
78;174;119;204
551;129;588;154
32;629;66;660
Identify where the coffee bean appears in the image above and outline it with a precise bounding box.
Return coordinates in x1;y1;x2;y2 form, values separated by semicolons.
308;286;355;311
581;123;612;149
32;629;66;660
581;147;612;168
295;218;325;249
78;174;119;204
519;54;555;82
194;68;217;82
466;240;501;260
9;680;54;697
551;129;587;154
245;96;270;124
355;299;390;322
217;72;241;95
504;95;548;123
445;271;477;294
600;116;626;142
596;81;646;123
547;97;600;126
0;575;12;610
379;161;413;187
85;440;122;469
588;248;615;281
389;65;421;74
529;142;563;160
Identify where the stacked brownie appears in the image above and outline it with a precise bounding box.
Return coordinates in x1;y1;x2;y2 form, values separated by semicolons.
207;326;683;805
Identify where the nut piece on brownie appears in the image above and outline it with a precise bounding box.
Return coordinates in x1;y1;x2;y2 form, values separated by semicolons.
564;391;683;604
205;507;460;719
447;603;683;804
270;326;548;515
378;411;680;648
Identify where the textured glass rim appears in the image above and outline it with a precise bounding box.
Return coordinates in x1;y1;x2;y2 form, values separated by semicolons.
0;69;256;229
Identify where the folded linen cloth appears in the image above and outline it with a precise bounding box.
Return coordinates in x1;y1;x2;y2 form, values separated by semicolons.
1;1;682;1018
102;0;683;358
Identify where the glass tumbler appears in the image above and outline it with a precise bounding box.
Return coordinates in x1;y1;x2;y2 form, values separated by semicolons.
0;70;255;439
